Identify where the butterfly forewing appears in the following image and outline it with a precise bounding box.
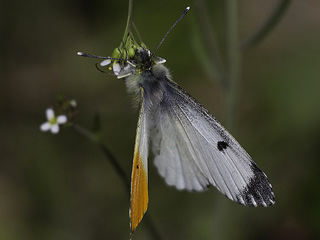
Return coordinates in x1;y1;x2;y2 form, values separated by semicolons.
130;89;149;233
151;78;275;207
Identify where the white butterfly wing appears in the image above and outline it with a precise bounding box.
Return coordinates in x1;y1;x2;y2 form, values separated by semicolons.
151;79;275;207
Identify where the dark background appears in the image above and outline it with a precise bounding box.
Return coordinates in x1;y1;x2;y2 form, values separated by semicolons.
1;0;320;239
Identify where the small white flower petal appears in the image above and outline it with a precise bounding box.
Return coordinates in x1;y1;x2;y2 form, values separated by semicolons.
100;59;111;66
57;115;67;124
51;124;59;134
70;99;77;107
113;62;121;75
46;108;55;120
40;122;51;131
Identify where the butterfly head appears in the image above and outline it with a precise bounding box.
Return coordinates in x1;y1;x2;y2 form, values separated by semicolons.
133;48;166;72
135;48;153;71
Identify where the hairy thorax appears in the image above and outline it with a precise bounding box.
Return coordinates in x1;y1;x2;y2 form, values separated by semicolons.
125;63;172;108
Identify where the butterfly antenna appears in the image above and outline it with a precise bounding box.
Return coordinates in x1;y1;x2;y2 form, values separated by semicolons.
150;6;190;58
77;52;123;61
77;52;109;59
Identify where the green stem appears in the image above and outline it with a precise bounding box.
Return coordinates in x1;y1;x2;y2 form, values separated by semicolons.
225;0;240;130
195;0;226;87
211;2;240;239
240;0;292;50
73;124;130;191
122;0;134;45
211;2;240;240
132;22;144;44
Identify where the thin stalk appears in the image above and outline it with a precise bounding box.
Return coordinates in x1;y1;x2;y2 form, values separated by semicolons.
240;0;292;50
73;124;130;191
211;2;240;240
122;0;134;43
225;0;240;130
132;22;144;44
195;0;226;87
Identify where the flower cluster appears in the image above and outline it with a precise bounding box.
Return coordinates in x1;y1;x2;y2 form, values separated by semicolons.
40;97;78;134
98;33;146;76
40;108;67;134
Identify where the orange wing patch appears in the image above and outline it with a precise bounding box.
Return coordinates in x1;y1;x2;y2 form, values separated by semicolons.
130;148;148;233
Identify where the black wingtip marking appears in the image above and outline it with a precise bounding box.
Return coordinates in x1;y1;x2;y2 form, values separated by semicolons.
237;163;275;207
217;141;229;152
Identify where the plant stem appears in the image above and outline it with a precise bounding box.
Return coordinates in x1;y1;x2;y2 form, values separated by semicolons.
122;0;134;44
225;0;240;130
195;0;226;87
240;0;292;50
73;124;130;191
211;2;240;240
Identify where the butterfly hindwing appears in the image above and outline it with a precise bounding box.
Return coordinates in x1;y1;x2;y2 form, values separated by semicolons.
151;78;275;207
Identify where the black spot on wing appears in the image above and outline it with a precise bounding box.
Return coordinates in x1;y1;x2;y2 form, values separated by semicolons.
217;141;229;152
237;163;275;207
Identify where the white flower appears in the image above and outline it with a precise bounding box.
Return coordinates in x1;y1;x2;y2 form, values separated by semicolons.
70;99;77;108
100;59;121;76
40;108;67;134
100;59;111;66
113;62;121;75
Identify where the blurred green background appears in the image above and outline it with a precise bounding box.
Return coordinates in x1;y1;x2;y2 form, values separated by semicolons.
1;0;320;239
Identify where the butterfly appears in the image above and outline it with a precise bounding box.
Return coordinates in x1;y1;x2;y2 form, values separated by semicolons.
122;47;275;233
78;6;275;236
